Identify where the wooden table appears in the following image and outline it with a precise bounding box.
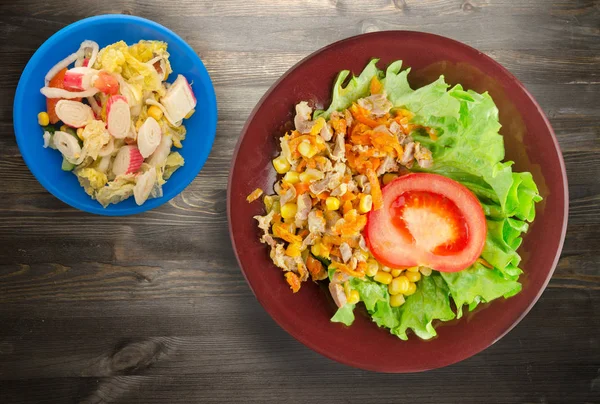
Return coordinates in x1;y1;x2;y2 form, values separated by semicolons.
1;1;598;403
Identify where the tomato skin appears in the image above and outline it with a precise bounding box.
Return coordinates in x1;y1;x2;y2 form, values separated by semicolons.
93;71;119;95
365;173;487;273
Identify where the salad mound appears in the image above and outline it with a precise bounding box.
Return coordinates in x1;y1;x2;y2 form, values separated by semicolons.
251;59;541;340
38;39;196;207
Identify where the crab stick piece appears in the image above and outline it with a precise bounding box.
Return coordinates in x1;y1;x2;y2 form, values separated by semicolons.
146;134;173;167
63;67;98;91
54;100;94;128
160;75;196;123
112;145;143;176
106;95;131;139
134;169;157;206
137;117;162;158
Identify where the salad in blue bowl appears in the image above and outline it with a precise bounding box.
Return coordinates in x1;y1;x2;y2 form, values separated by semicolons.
13;15;217;215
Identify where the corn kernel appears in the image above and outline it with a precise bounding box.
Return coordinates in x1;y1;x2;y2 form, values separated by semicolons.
406;270;421;283
366;259;380;277
281;203;297;220
286;243;302;257
358;194;373;213
347;290;360;304
76;128;84;141
147;105;164;121
60;125;69;132
405;282;417;296
420;267;433;276
273;156;291;174
391;268;403;277
184;109;195;119
382;173;399;185
374;271;393;285
298;141;317;158
390;294;406;307
325;197;341;211
407;266;420;272
381;266;391;273
283;171;300;184
37;112;49;126
389;276;410;295
343;281;352;297
310;244;321;257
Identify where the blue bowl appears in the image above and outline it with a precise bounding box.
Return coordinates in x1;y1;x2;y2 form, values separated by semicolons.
14;15;218;216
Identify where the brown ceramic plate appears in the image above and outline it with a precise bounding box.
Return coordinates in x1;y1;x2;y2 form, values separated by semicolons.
227;31;568;372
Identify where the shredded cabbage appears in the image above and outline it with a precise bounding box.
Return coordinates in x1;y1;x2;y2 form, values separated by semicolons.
95;175;136;207
81;120;110;160
75;168;108;196
164;151;185;179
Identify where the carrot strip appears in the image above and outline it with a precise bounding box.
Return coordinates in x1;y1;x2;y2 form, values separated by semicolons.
370;76;383;95
285;272;301;293
366;168;383;210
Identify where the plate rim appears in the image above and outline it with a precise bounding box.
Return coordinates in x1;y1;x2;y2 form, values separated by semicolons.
227;30;569;372
13;14;218;216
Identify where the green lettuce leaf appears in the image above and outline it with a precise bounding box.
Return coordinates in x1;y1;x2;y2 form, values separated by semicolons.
340;274;455;340
441;262;522;318
314;59;381;120
331;303;356;326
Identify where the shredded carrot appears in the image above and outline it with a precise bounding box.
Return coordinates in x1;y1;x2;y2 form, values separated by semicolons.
370;76;383;95
306;255;326;281
246;188;264;203
329;261;365;278
477;257;494;269
341;192;357;202
366;168;383;210
298;229;309;238
285;272;301;293
322;235;358;248
273;224;302;244
330;116;347;135
294;182;310;194
342;200;353;214
295;159;307;172
350;104;381;128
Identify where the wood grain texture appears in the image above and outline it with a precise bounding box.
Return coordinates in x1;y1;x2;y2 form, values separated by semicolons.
0;0;599;403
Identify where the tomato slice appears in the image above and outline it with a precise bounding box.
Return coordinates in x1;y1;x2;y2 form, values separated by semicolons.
93;71;119;95
365;173;486;272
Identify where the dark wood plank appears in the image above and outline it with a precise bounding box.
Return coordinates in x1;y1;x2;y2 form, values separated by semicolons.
0;0;598;403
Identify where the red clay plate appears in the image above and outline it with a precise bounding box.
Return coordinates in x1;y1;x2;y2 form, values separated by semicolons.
227;31;568;372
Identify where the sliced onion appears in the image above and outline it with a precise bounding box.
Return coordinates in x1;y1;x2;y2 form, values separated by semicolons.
145;99;182;127
44;40;99;86
87;96;102;117
137;117;162;158
96;156;111;173
53;131;84;164
106;95;131;139
44;53;79;86
81;40;100;68
41;87;99;99
98;136;115;157
55;100;94;128
134;168;157;206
